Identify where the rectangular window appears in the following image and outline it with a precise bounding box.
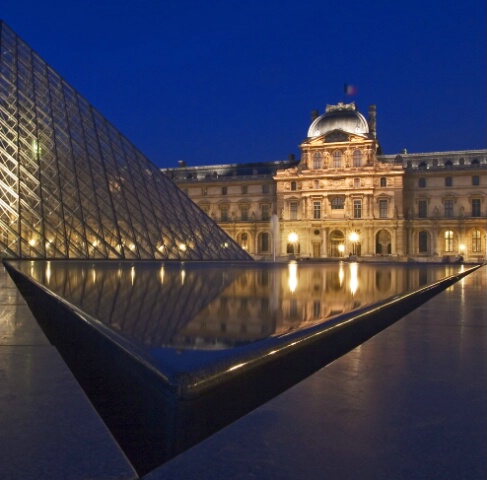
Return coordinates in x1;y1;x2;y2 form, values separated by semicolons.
472;175;480;186
240;205;249;221
418;200;427;218
472;199;481;217
444;199;454;217
444;231;453;252
260;232;269;252
220;205;228;222
472;231;481;252
290;201;298;220
331;197;344;209
222;186;227;195
241;185;248;194
353;199;362;219
419;178;426;188
313;201;321;219
445;176;452;187
261;204;270;221
262;184;269;194
379;199;388;218
201;187;207;195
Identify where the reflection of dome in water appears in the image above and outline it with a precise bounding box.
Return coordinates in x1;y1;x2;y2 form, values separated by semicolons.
307;102;369;138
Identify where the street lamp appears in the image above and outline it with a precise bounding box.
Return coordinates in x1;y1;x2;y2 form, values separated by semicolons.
349;232;359;256
287;232;298;256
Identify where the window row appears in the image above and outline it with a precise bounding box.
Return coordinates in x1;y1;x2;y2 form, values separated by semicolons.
200;184;271;196
418;175;480;187
418;230;483;253
201;204;272;222
417;199;482;218
311;150;364;169
289;198;389;219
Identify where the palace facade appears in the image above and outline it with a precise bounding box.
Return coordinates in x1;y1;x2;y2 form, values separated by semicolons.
163;102;486;262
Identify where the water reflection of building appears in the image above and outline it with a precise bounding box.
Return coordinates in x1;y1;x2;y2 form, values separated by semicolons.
165;103;486;263
15;261;451;351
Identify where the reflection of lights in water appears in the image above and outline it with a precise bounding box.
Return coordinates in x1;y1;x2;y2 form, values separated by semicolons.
45;262;51;284
159;265;165;284
130;266;135;286
181;268;186;285
92;268;96;283
339;263;344;286
288;262;298;293
349;262;358;295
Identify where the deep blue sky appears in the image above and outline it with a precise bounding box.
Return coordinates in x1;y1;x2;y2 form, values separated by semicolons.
2;0;486;167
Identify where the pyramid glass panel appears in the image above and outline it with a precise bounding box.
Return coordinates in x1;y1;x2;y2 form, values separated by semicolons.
0;22;251;261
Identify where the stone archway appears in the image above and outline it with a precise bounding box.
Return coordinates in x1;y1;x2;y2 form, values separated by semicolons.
329;230;345;257
376;229;392;254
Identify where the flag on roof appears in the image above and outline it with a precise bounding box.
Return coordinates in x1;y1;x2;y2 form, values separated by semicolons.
344;84;357;95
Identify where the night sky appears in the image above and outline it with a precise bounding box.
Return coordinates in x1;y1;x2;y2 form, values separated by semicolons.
2;0;486;168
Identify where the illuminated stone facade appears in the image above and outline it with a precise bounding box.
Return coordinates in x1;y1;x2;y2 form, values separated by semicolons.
165;103;487;262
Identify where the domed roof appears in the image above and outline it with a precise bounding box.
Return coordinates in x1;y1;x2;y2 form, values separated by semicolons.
307;102;369;138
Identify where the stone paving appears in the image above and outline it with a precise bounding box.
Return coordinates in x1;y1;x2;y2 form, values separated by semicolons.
0;265;136;480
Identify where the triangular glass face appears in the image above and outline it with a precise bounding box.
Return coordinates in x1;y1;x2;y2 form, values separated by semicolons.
0;22;251;261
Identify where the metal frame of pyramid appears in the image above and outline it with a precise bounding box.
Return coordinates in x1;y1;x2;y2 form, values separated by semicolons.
0;22;252;261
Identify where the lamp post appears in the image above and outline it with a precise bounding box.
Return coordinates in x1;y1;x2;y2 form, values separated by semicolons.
349;232;359;256
287;232;298;257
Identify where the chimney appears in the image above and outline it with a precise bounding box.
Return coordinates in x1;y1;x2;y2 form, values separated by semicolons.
178;160;186;167
368;105;377;139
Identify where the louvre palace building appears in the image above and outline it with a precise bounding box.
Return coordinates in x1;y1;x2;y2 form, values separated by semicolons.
163;102;487;262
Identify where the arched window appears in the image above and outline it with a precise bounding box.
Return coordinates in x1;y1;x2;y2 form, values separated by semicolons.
313;153;322;169
380;177;387;187
290;181;297;191
418;162;427;169
432;159;438;167
471;158;480;165
472;230;481;252
333;151;342;168
444;160;453;168
353;150;362;167
444;231;454;252
239;232;249;250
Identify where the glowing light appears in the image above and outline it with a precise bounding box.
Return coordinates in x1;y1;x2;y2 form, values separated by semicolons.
338;244;345;253
349;232;359;243
349;262;359;295
459;244;465;251
92;240;98;248
287;232;298;244
28;238;36;247
288;261;298;293
179;243;187;252
130;266;135;285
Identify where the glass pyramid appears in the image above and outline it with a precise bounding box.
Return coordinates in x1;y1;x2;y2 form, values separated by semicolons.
0;22;251;261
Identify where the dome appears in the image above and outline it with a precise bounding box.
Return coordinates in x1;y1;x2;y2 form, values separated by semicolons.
307;102;369;138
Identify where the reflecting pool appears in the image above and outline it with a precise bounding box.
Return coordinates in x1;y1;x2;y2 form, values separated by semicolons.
6;259;468;475
17;260;462;351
